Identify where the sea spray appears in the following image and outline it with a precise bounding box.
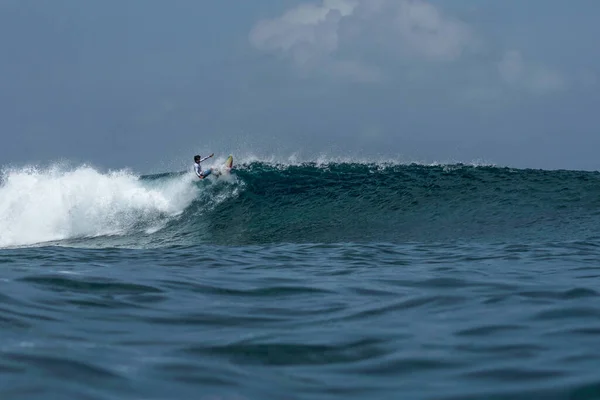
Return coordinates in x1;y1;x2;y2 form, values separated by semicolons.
0;164;198;247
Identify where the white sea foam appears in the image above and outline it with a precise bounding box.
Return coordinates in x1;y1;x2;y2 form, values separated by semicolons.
0;164;198;248
228;151;498;169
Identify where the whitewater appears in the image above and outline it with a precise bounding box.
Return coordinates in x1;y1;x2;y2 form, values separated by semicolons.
0;164;197;248
2;157;600;400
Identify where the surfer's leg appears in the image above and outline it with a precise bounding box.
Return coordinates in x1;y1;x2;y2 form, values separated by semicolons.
201;169;212;178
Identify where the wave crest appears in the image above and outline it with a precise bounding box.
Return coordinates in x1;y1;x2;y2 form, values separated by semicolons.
2;160;599;248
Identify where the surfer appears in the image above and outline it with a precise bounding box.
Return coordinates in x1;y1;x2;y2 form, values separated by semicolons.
194;154;214;179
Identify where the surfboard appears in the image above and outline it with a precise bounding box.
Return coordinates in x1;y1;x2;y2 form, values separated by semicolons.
211;155;233;179
224;155;233;171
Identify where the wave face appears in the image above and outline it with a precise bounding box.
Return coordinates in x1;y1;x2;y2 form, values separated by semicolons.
2;161;600;248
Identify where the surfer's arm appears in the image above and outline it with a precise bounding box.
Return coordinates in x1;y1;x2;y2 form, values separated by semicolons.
199;154;214;163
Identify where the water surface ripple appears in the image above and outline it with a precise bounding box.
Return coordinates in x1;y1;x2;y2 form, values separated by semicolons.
2;242;600;399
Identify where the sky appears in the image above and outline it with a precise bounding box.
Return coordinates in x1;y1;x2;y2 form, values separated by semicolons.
0;0;599;172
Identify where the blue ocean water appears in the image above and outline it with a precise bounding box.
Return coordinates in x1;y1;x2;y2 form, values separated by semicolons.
2;160;600;399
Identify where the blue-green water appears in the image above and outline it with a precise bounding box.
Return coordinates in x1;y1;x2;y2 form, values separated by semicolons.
2;161;600;399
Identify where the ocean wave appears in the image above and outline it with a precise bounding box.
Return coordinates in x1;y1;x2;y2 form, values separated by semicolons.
2;160;600;249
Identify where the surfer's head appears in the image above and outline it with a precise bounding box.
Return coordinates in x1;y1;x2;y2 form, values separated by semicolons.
194;155;201;163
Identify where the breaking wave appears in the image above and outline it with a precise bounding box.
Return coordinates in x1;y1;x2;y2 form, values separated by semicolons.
2;159;600;248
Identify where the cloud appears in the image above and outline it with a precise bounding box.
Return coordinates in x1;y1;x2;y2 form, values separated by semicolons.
249;0;357;64
391;0;476;61
249;0;566;96
249;0;477;80
249;0;373;81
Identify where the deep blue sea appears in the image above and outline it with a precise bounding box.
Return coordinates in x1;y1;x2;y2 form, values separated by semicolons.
2;159;600;399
